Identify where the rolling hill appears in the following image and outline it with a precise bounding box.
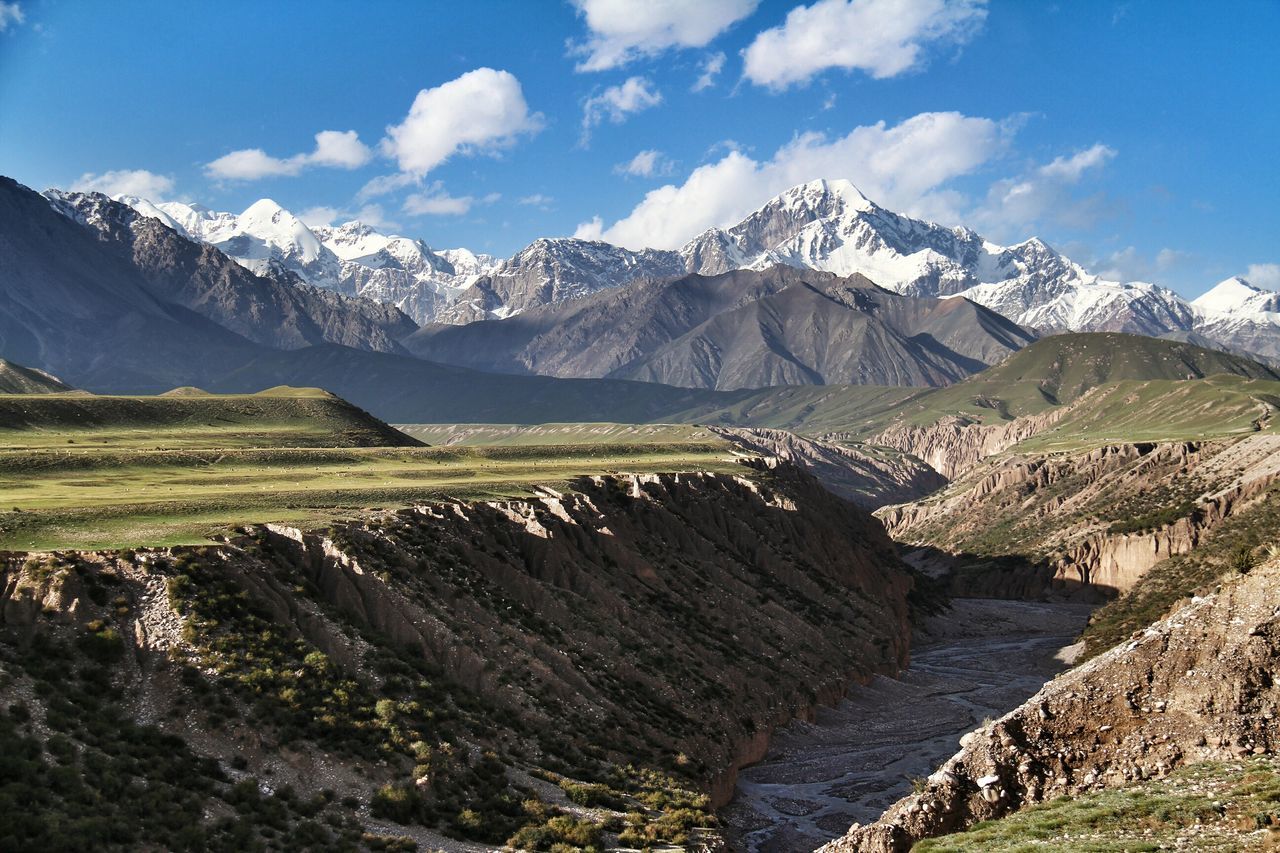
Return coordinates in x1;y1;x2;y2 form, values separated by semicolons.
0;358;73;394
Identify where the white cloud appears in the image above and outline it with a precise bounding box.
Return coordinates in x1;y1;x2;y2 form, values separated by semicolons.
0;2;24;31
692;52;727;92
298;206;343;227
1245;263;1280;290
308;130;373;168
574;216;605;240
570;0;758;71
585;111;1008;249
615;149;673;177
381;68;543;176
582;77;662;140
1037;143;1116;182
72;169;175;200
742;0;987;89
404;184;475;216
973;143;1117;239
357;172;419;201
205;130;372;180
299;203;399;231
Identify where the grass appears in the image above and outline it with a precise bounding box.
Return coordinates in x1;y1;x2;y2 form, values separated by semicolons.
915;758;1280;852
396;422;719;447
0;442;736;550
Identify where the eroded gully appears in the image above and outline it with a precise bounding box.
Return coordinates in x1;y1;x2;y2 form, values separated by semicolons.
721;598;1094;852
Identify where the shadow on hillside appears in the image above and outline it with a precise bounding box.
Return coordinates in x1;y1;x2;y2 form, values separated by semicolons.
899;544;1118;604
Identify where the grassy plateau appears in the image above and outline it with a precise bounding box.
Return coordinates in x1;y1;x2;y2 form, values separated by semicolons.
0;390;737;551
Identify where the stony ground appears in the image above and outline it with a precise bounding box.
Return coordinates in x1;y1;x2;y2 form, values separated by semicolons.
722;599;1093;852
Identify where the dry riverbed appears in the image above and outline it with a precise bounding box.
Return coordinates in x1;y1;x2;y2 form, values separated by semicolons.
722;598;1094;853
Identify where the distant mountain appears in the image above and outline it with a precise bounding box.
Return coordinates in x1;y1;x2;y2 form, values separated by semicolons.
0;358;73;394
407;266;1035;390
113;179;1280;362
46;191;418;354
124;197;491;324
0;176;268;392
681;180;1196;337
1188;276;1280;361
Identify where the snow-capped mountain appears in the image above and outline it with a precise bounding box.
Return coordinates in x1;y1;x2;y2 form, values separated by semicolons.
681;179;1195;336
115;180;1280;361
118;198;490;324
1188;277;1280;360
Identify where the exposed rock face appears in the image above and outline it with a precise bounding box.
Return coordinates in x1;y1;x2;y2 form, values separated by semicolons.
819;557;1280;852
709;426;946;509
864;409;1067;479
407;267;1034;391
876;434;1280;598
0;466;916;843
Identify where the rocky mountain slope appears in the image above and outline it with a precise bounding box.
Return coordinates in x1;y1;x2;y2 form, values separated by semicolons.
0;358;73;394
407;267;1035;390
820;555;1280;852
0;463;917;850
0;176;271;392
47;190;418;354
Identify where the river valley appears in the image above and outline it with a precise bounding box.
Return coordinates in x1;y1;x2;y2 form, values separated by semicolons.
722;598;1095;852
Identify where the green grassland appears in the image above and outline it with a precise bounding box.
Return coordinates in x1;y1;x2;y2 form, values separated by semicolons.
397;422;720;446
678;335;1280;447
0;391;737;551
916;758;1280;852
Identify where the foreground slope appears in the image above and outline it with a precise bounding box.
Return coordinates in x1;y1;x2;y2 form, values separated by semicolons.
0;463;915;850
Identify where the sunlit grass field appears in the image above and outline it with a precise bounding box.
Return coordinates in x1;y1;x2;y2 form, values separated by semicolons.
0;391;738;550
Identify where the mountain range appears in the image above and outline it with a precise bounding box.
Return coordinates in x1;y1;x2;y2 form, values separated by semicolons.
110;180;1280;367
406;266;1034;390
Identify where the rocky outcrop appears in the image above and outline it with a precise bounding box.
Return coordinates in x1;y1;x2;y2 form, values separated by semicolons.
865;408;1067;479
819;557;1280;852
709;426;946;509
876;434;1280;598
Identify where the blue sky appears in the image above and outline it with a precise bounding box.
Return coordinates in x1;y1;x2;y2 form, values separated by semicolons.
1;0;1276;296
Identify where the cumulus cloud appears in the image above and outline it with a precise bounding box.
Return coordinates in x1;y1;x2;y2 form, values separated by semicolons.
582;77;662;141
205;130;372;180
573;216;605;240
72;169;175;200
0;2;24;31
615;149;673;177
570;0;758;71
381;68;543;176
742;0;987;89
693;52;727;92
973;143;1117;239
582;111;1008;249
1245;263;1280;290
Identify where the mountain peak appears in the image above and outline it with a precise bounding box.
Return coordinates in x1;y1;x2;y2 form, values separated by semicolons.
1192;275;1268;314
783;178;874;214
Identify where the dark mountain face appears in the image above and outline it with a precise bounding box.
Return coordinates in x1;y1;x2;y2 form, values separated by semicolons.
45;191;418;354
0;176;272;393
405;267;1037;390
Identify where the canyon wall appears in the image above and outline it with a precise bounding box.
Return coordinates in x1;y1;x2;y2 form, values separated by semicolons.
820;556;1280;852
0;464;917;846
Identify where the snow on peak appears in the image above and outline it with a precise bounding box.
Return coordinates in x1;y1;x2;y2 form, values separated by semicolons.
1192;276;1264;314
